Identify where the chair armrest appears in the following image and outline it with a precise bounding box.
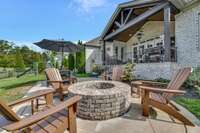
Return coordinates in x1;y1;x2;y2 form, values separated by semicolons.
140;86;186;94
141;80;168;86
63;78;77;83
8;89;54;107
3;95;81;132
47;80;64;83
48;78;77;84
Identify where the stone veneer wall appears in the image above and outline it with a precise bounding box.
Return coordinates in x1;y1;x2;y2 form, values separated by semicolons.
134;62;180;80
175;2;200;67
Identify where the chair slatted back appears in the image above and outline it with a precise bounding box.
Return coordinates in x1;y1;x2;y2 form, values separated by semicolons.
45;68;62;89
0;98;20;122
163;67;192;99
112;66;124;81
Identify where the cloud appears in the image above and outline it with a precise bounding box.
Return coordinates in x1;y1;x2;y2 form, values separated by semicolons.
70;0;108;13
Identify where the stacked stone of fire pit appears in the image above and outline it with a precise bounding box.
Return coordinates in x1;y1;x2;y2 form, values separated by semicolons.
68;80;131;120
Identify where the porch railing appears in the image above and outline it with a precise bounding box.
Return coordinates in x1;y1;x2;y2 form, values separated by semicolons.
104;46;177;65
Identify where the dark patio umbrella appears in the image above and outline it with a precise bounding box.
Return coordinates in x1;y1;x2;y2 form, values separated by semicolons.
34;39;81;69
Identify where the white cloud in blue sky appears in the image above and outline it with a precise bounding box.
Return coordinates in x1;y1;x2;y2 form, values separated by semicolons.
0;0;127;44
71;0;108;13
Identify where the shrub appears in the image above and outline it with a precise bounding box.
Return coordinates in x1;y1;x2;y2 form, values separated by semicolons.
76;41;85;73
122;63;135;81
15;50;25;71
68;54;75;70
63;57;68;69
92;64;103;74
184;67;200;89
38;61;46;73
155;78;170;83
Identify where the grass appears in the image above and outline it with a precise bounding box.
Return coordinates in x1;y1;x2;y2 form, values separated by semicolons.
75;73;92;77
0;74;45;102
175;97;200;119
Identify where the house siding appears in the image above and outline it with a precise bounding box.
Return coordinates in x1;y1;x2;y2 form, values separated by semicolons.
134;62;180;80
85;47;102;73
176;2;200;67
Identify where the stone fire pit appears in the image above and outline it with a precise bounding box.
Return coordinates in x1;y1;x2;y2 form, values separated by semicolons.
68;80;131;120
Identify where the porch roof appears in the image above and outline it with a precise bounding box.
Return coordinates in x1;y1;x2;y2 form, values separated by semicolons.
85;36;101;48
101;0;178;42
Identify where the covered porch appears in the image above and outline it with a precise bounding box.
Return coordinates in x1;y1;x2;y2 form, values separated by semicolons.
101;0;178;66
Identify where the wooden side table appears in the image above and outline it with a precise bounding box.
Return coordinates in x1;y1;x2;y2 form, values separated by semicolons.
131;81;143;97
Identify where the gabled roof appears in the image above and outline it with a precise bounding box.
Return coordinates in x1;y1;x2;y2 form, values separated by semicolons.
85;36;101;48
100;0;180;42
86;36;101;44
100;0;163;40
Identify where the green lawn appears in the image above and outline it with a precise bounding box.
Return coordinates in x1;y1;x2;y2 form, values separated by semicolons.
0;74;45;102
175;97;200;119
75;73;92;77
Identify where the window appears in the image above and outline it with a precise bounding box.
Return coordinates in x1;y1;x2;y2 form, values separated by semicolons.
147;45;152;48
133;47;138;63
121;47;124;60
139;45;144;56
115;46;118;57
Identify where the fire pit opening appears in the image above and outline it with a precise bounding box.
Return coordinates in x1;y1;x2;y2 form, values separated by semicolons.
87;82;115;89
69;81;131;120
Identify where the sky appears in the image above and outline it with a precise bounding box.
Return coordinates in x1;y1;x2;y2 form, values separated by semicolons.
0;0;127;50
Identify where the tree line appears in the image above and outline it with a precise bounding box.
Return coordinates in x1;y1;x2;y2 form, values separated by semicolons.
0;40;47;72
0;40;86;73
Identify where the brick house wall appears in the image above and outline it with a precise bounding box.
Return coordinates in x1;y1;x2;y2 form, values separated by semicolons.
176;2;200;67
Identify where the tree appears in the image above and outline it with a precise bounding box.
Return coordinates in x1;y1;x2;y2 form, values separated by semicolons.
0;40;47;73
68;54;74;70
49;51;57;67
75;40;85;73
15;50;25;70
38;53;47;73
63;57;68;69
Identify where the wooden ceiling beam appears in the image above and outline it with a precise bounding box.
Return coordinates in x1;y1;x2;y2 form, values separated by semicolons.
124;8;133;24
114;21;121;28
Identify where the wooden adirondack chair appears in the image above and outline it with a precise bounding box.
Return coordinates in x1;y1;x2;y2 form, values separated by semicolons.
139;67;195;126
45;68;77;101
0;91;81;133
102;66;124;81
112;66;124;81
